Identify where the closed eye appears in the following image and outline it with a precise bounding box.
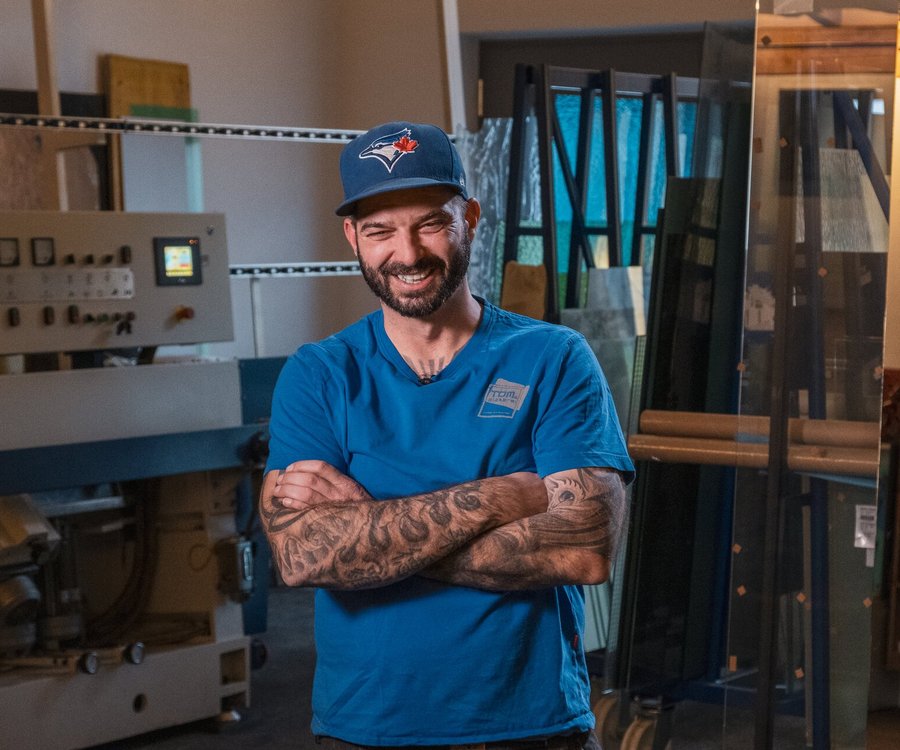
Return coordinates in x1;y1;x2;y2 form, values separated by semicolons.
360;225;394;240
416;212;453;233
365;231;390;239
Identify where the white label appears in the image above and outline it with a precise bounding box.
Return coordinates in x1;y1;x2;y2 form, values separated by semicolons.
854;504;877;549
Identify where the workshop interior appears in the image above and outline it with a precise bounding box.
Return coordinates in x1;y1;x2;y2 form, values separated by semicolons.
1;1;900;748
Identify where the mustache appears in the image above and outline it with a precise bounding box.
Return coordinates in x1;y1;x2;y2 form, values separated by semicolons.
378;257;445;276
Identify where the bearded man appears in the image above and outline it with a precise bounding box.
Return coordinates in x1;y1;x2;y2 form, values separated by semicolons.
260;121;634;749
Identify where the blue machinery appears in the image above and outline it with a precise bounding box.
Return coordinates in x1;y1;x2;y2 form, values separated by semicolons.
0;210;279;748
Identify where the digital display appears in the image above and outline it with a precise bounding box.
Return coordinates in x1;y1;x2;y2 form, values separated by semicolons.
153;236;202;286
163;244;195;277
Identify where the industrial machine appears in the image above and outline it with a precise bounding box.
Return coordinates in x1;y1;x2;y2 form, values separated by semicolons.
0;210;260;749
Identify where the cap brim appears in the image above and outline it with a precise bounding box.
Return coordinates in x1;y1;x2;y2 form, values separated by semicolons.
335;177;466;216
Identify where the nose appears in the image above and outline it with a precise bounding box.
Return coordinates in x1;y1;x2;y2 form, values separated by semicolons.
389;229;423;267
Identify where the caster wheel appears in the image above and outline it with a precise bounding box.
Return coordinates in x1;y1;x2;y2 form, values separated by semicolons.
592;690;625;749
620;715;672;750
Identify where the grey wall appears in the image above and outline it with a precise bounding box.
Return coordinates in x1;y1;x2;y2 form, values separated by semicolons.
1;0;847;359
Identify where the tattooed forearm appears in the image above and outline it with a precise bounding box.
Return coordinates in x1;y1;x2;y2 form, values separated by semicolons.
422;467;628;591
259;470;547;590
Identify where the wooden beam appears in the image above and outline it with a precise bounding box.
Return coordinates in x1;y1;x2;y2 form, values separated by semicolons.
30;0;60;116
757;23;896;75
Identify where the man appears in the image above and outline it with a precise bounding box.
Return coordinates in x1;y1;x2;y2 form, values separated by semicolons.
260;121;635;748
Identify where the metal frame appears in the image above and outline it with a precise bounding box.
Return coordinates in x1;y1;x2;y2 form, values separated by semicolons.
501;64;699;319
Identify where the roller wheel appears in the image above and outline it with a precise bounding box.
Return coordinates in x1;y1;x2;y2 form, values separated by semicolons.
620;714;672;750
592;690;624;749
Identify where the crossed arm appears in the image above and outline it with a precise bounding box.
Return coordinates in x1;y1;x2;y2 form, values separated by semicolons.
260;460;628;592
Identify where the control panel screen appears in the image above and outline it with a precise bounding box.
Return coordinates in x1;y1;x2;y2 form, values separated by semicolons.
154;237;202;285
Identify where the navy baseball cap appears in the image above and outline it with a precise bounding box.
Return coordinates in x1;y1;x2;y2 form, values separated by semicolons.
335;121;468;216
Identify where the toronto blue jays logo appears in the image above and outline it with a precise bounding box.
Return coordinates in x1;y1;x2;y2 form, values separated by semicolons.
358;127;419;172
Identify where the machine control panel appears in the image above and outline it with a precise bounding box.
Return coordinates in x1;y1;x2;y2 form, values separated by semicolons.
0;211;233;355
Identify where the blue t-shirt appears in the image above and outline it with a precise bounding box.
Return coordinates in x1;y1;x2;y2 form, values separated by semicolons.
266;300;635;745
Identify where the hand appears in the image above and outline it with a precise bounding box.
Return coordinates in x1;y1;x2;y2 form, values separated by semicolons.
268;460;372;511
508;471;549;517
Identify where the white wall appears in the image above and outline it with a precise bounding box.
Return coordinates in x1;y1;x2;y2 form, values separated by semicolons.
2;0;897;361
457;0;753;35
0;0;451;357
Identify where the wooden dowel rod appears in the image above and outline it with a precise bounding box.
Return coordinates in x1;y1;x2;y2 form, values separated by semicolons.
638;410;879;449
627;434;878;477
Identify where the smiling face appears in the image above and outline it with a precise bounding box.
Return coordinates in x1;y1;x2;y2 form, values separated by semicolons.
344;186;480;319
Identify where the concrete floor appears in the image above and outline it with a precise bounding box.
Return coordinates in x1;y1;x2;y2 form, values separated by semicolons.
88;585;900;749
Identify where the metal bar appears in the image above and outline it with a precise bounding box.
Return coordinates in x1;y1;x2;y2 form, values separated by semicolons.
0;112;362;143
799;88;831;750
552;92;595;308
601;70;622;267
631;92;656;266
832;91;890;220
535;65;560;320
857;89;873;132
754;90;800;750
832;93;849;149
564;86;596;309
545;67;699;100
502;64;532;267
230;262;360;278
662;73;681;178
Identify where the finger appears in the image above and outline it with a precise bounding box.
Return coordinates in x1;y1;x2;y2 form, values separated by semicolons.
276;467;345;500
284;459;347;482
281;461;371;501
260;469;284;505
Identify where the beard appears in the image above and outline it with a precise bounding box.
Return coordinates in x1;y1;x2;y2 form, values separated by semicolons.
356;233;471;318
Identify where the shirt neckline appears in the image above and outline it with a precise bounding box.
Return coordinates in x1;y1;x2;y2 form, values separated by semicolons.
374;297;494;385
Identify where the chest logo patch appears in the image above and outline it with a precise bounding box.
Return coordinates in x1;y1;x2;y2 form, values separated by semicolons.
478;378;530;419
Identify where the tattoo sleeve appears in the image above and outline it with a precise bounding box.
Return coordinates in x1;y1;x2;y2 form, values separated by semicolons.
259;474;539;590
421;467;628;591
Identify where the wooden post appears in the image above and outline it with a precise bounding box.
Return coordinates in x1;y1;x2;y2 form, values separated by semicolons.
31;0;60;116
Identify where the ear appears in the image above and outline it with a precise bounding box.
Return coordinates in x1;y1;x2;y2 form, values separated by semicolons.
343;217;359;257
464;198;482;240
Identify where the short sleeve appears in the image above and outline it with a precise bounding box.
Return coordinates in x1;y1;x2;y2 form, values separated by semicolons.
265;346;347;473
532;333;635;483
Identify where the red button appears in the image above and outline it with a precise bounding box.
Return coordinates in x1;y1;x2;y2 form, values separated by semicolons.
174;305;195;321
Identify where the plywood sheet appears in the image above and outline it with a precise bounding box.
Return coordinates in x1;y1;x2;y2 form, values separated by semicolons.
102;55;192;210
104;54;191;117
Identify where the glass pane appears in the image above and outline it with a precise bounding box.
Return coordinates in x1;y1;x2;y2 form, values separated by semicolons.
646;99;667;229
727;4;895;748
585;94;608;227
678;100;698;178
608;7;896;749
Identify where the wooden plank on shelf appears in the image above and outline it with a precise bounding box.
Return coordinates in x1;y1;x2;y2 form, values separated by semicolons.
103;54;191;117
101;54;192;209
756;23;896;75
